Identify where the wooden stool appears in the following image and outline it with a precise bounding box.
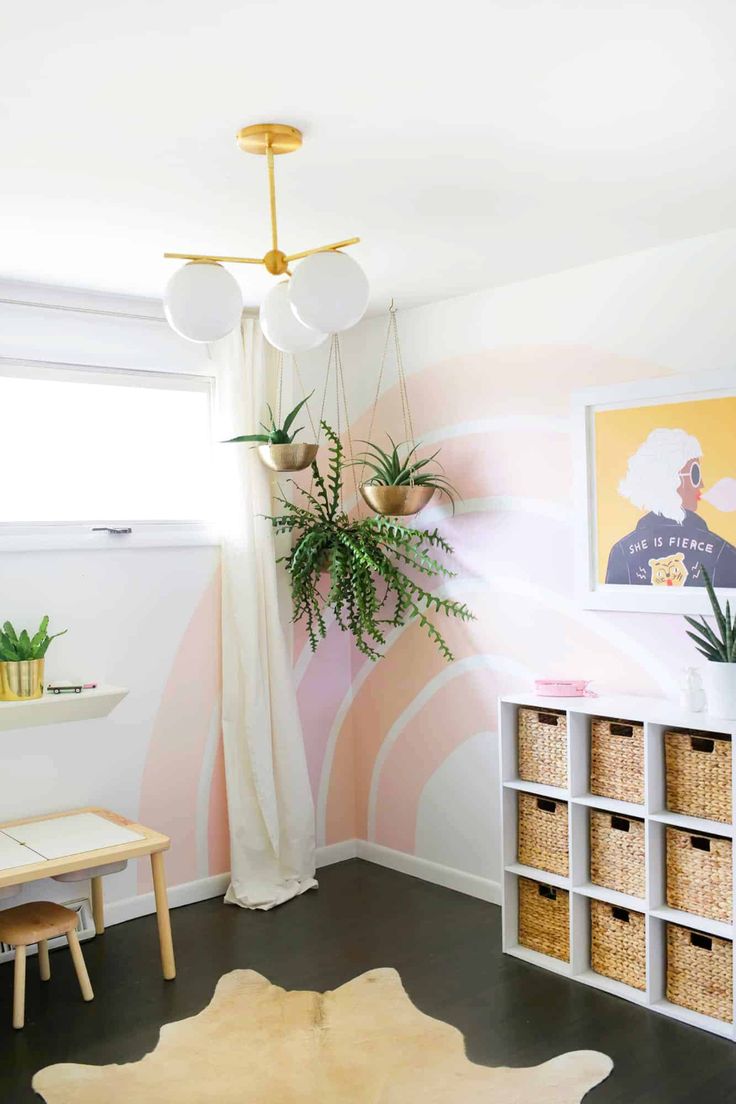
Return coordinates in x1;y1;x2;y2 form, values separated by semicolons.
0;902;94;1029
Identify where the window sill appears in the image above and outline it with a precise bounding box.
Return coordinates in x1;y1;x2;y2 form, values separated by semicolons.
0;522;220;553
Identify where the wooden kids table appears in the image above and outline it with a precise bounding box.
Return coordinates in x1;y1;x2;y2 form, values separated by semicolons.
0;807;175;979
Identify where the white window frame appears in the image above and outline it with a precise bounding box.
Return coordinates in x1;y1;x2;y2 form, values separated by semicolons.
0;358;220;552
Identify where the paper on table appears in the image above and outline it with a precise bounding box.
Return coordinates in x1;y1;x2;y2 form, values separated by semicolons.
0;833;43;872
4;812;145;860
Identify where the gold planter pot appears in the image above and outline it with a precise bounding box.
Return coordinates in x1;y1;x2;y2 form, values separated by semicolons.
258;443;319;473
360;484;436;517
0;659;45;702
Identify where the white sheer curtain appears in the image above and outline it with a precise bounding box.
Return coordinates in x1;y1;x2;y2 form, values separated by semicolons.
211;316;317;910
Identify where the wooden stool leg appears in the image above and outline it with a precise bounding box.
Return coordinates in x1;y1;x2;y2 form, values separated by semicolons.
13;945;26;1029
150;851;176;980
66;930;93;1002
38;939;51;981
91;876;105;935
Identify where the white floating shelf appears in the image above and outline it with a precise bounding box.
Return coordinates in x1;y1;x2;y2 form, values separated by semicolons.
0;686;128;731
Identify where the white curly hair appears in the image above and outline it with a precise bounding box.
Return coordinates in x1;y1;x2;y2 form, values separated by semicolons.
618;427;702;522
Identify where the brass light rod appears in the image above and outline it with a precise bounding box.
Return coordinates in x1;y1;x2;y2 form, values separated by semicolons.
164;123;361;276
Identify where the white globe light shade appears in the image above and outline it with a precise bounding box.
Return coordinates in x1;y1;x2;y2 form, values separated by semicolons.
259;281;327;353
289;251;369;334
164;262;242;343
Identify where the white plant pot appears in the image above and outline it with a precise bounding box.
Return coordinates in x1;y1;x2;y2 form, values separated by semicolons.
703;662;736;718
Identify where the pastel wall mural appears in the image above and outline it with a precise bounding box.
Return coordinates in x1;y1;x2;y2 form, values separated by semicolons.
295;231;736;895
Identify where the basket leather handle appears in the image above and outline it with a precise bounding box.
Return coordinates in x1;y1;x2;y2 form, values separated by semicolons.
611;815;630;832
691;932;712;952
610;723;633;738
538;884;557;901
690;835;711;852
691;736;714;753
537;798;557;813
537;712;559;726
612;906;630;923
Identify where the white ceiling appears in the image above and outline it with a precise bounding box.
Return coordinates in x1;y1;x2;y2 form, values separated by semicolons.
2;0;736;312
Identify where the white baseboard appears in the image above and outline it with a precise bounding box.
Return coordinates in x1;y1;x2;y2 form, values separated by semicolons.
356;840;501;905
96;839;498;931
105;872;231;928
316;839;359;866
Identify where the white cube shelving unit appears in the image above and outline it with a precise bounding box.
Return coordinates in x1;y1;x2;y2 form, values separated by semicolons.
499;693;736;1039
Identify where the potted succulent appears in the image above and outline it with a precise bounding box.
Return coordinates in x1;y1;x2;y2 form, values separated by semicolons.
223;393;317;472
353;436;459;517
0;617;68;702
684;568;736;716
267;422;474;661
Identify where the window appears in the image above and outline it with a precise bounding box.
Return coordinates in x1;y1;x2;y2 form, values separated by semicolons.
0;363;217;549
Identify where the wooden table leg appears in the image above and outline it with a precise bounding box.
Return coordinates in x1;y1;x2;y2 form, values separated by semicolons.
91;876;105;935
150;851;176;980
13;945;26;1029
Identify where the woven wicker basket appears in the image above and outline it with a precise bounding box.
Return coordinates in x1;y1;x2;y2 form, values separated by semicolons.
590;899;646;991
590;809;646;898
517;792;569;877
666;826;732;923
667;922;733;1023
664;730;732;824
518;876;570;961
517;707;567;788
590;717;645;806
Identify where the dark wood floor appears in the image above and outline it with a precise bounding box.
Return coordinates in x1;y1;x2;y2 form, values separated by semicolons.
1;859;734;1102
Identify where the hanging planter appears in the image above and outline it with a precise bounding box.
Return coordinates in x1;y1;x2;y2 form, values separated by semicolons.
267;423;475;662
259;442;318;472
355;438;458;517
359;483;435;517
223;393;317;473
357;306;459;517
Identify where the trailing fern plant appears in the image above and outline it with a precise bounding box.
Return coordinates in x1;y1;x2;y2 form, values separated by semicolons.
0;617;67;662
353;435;459;510
223;393;313;446
267;423;475;661
684;567;736;661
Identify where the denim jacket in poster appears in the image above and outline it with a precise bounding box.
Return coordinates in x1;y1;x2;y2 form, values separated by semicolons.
604;510;736;588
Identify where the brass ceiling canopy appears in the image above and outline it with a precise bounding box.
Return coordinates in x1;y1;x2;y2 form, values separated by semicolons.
164;123;360;278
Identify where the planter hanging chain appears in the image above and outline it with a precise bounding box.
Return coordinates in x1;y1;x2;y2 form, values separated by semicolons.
361;301;417;488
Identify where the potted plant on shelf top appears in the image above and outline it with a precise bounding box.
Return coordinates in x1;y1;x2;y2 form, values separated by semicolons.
353;436;459;517
684;567;736;716
223;393;317;472
0;617;67;702
267;422;474;661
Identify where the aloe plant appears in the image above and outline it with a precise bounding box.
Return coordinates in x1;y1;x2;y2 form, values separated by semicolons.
684;567;736;661
267;423;475;661
0;617;67;662
223;393;313;446
353;435;459;510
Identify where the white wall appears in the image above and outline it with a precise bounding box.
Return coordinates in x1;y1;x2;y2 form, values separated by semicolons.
0;281;227;917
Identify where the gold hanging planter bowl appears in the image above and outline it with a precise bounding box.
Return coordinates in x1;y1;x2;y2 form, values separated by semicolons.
360;485;436;517
258;443;319;472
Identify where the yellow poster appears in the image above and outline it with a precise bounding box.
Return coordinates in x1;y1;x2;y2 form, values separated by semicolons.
594;396;736;588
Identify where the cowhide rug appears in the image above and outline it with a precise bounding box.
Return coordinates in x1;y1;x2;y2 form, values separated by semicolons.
33;968;612;1102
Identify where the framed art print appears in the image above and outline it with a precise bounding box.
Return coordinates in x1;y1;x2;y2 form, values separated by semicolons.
574;369;736;613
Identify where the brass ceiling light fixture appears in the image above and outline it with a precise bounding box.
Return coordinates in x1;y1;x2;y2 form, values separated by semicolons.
163;124;369;349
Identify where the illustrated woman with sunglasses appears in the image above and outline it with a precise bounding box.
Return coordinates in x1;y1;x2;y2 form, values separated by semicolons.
605;428;736;587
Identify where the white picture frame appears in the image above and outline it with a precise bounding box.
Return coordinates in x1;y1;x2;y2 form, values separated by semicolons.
574;368;736;614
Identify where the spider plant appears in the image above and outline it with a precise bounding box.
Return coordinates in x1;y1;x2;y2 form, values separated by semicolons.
267;423;475;661
223;392;313;446
353;435;459;510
